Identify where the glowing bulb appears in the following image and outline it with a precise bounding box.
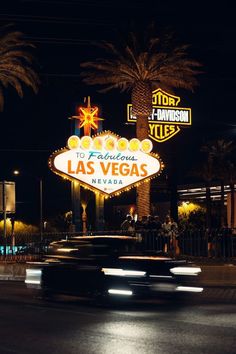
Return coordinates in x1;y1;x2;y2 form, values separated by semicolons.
105;137;116;151
67;135;80;149
129;138;140;152
140;139;153;153
117;138;128;151
93;137;103;150
81;136;92;149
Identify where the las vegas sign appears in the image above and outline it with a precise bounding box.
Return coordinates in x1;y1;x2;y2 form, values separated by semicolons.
49;131;164;197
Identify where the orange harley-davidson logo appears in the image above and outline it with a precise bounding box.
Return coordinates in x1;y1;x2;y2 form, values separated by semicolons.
127;89;192;143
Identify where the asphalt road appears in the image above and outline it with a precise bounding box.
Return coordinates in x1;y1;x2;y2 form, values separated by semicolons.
0;282;236;354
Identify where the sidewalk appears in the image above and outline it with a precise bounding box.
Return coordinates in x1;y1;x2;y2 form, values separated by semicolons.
197;263;236;287
0;263;26;281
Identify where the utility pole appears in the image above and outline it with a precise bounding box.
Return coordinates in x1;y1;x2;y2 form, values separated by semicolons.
39;178;43;241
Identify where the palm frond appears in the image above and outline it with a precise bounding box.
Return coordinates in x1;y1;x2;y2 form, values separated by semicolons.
0;25;39;110
80;26;202;95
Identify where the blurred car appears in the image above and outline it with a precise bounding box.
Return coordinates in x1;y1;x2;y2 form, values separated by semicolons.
25;235;203;302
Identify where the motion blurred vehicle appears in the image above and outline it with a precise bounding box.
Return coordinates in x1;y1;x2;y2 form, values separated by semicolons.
25;235;203;302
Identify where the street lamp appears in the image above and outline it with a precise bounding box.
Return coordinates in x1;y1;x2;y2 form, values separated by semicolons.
13;170;43;241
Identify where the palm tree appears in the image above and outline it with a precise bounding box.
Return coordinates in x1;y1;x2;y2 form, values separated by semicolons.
80;24;202;217
0;25;39;110
191;159;214;229
201;140;234;227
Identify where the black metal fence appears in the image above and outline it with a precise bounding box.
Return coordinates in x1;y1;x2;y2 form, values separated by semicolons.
140;229;236;259
0;228;235;260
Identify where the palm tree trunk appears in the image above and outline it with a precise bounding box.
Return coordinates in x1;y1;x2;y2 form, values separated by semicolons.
132;82;153;218
136;114;150;217
137;182;151;217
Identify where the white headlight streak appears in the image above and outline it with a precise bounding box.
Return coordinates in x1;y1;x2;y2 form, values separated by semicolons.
176;286;204;293
102;268;146;277
57;248;79;252
26;269;42;275
25;269;42;285
25;279;41;285
108;289;133;296
170;267;202;276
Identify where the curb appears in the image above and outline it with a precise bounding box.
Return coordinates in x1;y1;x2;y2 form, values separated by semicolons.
196;264;236;287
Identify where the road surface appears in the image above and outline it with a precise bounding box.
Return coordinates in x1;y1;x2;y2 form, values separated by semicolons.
0;281;236;354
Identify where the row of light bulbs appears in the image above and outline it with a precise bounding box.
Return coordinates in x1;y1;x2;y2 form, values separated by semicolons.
67;135;153;153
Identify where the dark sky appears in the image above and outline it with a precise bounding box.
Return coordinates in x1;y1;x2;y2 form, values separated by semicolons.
0;0;236;223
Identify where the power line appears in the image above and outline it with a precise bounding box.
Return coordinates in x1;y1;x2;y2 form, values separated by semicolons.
41;73;81;77
25;36;94;45
20;0;145;9
0;149;51;152
25;37;88;45
0;13;113;26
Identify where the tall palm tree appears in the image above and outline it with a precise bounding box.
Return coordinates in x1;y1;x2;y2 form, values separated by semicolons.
0;25;39;110
201;139;234;227
190;159;214;229
80;24;202;218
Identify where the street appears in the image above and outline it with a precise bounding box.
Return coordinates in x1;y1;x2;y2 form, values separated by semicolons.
0;282;236;354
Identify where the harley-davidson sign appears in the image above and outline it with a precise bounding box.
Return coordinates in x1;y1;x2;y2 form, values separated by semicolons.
49;131;163;197
127;88;192;143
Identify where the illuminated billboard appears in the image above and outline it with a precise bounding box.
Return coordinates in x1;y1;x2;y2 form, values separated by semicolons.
49;131;164;197
127;88;192;143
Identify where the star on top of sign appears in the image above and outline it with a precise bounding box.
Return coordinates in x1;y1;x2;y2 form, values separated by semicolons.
69;96;104;136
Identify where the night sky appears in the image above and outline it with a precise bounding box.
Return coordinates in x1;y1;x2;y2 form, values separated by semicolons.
0;0;235;225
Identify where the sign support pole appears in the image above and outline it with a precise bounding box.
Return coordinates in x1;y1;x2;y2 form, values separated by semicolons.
71;115;82;232
96;194;105;231
71;181;82;232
